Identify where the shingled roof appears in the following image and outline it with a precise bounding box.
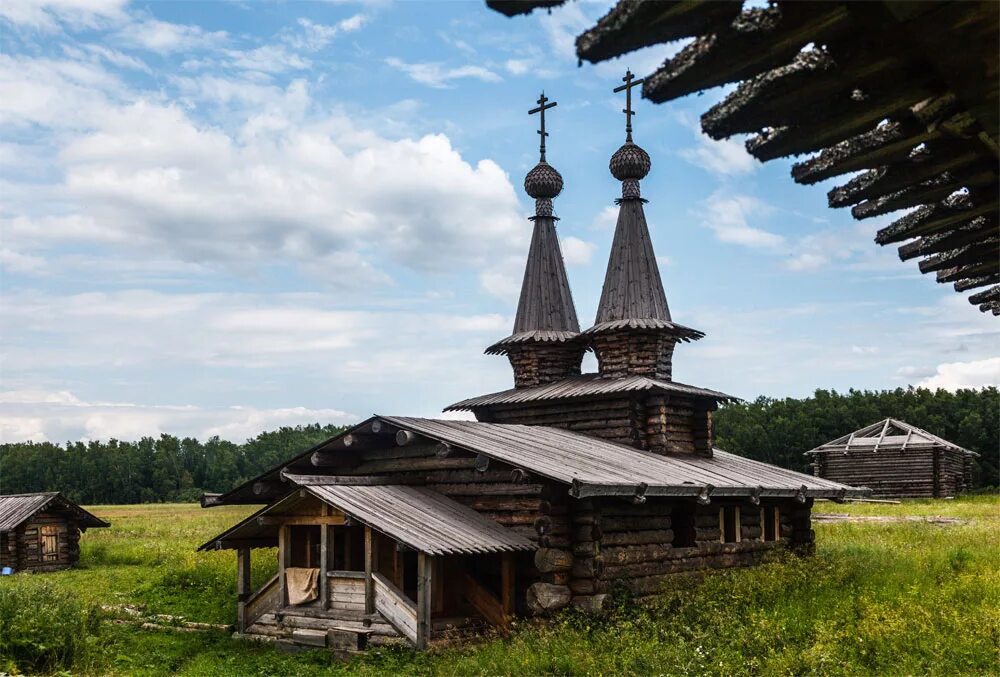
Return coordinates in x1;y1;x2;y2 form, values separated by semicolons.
488;1;1000;314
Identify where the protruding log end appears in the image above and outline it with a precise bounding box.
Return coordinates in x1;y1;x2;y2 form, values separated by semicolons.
534;548;573;573
395;430;415;446
571;594;608;614
526;582;571;615
200;493;222;508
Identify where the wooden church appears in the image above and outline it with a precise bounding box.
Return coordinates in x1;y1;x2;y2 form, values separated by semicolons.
806;418;977;498
201;83;865;651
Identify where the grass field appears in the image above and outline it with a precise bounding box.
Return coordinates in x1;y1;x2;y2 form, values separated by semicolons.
2;496;998;676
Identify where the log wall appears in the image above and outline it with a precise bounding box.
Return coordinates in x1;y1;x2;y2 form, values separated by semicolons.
479;396;644;447
592;332;676;381
506;343;585;389
3;513;81;572
554;497;810;608
814;446;970;498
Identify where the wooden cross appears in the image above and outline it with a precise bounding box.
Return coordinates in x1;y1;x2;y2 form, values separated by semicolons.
614;69;644;142
529;92;557;162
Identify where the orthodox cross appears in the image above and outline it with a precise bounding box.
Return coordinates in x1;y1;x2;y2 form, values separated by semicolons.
614;69;644;143
529;92;557;162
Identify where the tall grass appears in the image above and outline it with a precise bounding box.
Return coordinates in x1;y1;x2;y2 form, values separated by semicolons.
15;496;1000;675
0;577;102;673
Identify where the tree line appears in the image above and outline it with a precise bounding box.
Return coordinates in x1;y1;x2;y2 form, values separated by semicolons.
713;387;998;488
0;387;996;504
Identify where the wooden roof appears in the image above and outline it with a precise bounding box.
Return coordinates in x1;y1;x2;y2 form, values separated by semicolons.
199;480;535;554
588;197;703;340
487;214;580;354
445;372;735;411
488;1;1000;314
0;492;109;532
805;418;978;456
379;416;867;499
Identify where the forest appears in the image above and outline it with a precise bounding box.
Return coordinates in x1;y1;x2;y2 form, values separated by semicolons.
1;387;996;503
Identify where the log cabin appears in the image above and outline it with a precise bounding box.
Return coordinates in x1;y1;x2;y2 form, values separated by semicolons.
806;418;978;498
0;492;109;573
201;89;866;651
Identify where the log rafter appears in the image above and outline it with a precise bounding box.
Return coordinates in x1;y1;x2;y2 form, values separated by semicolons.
490;0;999;312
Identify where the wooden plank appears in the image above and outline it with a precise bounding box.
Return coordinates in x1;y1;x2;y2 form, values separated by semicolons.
236;546;251;632
258;515;345;526
278;526;290;608
364;526;376;620
373;572;418;644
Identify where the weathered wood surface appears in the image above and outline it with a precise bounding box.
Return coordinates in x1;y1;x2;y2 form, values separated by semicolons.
526;582;571;615
373;572;418;646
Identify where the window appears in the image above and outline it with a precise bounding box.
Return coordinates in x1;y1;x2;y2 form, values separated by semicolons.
761;506;781;542
671;505;696;548
40;525;58;562
719;506;741;544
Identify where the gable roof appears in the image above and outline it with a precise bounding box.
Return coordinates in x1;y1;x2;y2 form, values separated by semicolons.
445;373;737;411
0;493;109;532
380;416;866;499
805;418;978;456
199;479;534;555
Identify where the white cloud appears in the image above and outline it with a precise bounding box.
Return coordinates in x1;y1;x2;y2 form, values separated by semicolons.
0;389;359;443
561;236;597;265
385;57;502;88
224;44;311;74
676;111;756;177
286;15;367;51
117;18;227;53
851;345;879;355
591;205;618;230
696;191;785;250
918;358;1000;391
0;0;127;32
505;59;530;75
2;53;526;287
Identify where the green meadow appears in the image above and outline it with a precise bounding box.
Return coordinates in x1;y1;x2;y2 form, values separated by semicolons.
2;496;998;676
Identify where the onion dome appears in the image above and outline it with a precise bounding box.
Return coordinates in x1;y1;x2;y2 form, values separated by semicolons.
609;142;651;181
524;161;564;199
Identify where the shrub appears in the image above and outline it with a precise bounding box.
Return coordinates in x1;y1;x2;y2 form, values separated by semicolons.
0;575;102;673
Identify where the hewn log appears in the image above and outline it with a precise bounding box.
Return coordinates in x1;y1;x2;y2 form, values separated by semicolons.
571;594;608;614
526;582;571;615
601;530;674;547
534;548;573;574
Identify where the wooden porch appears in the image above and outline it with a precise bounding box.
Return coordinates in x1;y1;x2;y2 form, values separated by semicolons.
210;486;528;651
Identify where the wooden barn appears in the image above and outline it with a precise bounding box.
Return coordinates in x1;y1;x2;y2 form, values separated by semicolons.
0;492;109;573
806;418;978;498
201;88;865;651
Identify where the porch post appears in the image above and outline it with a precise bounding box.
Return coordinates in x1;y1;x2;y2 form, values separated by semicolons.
364;525;377;624
319;505;332;609
278;525;290;607
501;552;515;620
236;546;251;633
416;552;433;650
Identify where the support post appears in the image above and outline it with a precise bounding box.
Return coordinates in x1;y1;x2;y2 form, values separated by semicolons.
278;525;290;608
364;526;377;625
501;553;514;620
416;552;433;650
319;505;333;609
236;546;251;633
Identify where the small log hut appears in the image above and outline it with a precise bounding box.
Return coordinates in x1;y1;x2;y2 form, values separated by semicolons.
202;89;865;651
806;418;978;498
488;1;1000;314
0;492;109;573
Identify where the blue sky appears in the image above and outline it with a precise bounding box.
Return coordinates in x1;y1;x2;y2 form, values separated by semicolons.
1;0;996;443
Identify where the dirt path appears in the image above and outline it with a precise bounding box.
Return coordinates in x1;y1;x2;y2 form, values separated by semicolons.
813;513;968;525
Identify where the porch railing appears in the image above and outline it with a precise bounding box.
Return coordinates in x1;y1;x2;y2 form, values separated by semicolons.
241;572;280;631
372;572;418;645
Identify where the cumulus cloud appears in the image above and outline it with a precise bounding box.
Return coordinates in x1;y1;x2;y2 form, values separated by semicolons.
695;191;784;250
2;52;526;289
0;389;358;442
561;236;597;265
385;57;502;88
288;15;367;51
917;357;1000;391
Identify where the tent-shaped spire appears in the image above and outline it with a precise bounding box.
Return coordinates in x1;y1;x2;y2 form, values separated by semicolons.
585;70;703;343
487;94;584;388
